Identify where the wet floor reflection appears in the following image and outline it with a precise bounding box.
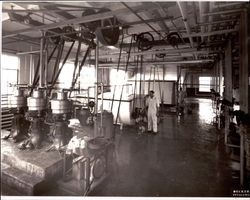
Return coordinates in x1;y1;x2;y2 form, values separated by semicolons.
89;98;237;197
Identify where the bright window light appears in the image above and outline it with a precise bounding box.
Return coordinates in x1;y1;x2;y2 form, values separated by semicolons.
199;77;211;92
80;66;95;89
59;63;96;90
110;69;127;85
1;54;19;70
58;62;75;89
1;54;19;95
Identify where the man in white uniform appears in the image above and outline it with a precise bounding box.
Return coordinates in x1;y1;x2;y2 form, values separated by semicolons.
146;90;160;134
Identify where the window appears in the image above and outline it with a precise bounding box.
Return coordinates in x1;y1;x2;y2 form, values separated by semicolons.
58;62;74;89
58;63;96;90
110;69;127;85
80;66;95;89
199;77;211;92
1;54;19;95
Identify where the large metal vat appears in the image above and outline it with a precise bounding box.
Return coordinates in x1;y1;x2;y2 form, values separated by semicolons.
27;90;46;111
51;91;71;114
8;89;27;108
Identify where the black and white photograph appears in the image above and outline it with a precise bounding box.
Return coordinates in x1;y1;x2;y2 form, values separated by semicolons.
1;0;250;199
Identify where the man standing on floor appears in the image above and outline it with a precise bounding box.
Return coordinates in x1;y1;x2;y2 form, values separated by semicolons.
146;90;160;134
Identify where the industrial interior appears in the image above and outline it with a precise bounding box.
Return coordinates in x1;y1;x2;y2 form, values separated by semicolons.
1;1;250;197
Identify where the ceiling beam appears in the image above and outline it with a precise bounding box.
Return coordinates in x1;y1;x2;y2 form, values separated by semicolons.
188;28;238;37
6;2;102;9
3;4;156;39
121;2;162;37
149;2;170;33
2;9;86;13
97;59;214;68
202;8;242;16
97;48;215;59
213;2;245;9
197;18;238;26
177;2;194;48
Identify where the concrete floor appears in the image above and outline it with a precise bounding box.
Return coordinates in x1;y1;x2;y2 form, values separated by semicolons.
2;98;241;197
87;98;239;197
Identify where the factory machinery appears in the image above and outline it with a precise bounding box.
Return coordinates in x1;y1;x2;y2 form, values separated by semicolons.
3;88;30;142
1;10;138;194
2;84;115;195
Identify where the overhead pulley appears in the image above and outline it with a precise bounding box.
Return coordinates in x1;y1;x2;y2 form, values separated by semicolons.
46;28;62;44
95;26;120;46
62;26;77;42
166;32;181;48
134;32;154;51
81;8;120;46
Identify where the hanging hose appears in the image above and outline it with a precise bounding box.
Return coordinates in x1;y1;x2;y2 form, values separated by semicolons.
69;39;82;97
48;40;75;96
31;39;46;85
29;58;40;96
69;44;91;97
32;41;60;89
51;40;65;85
110;30;124;112
70;39;82;93
29;39;59;96
114;36;133;127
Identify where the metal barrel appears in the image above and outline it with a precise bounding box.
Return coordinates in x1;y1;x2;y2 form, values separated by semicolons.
8;89;27;108
51;92;71;114
27;90;46;111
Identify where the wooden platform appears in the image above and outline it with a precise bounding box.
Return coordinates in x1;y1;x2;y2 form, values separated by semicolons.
1;130;64;195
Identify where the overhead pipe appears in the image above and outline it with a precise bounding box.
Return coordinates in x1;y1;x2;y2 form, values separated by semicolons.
202;8;243;16
198;18;238;26
97;59;214;68
95;48;215;59
214;2;245;9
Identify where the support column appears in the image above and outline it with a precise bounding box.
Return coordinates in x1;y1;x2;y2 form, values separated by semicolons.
95;39;99;115
224;40;233;145
39;32;44;88
219;55;223;97
239;9;249;113
224;40;233;102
